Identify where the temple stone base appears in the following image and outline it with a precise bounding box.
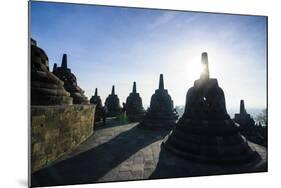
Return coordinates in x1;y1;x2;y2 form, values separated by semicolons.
162;119;260;164
138;114;177;130
127;113;145;122
31;104;96;172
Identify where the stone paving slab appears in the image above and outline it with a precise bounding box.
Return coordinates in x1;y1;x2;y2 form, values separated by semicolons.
31;118;267;187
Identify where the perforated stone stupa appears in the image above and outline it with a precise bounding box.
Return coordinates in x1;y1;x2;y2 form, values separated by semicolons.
31;38;73;105
53;54;89;104
163;52;260;163
104;85;122;117
139;74;178;130
90;88;103;122
125;82;145;122
234;100;256;132
30;38;96;173
234;100;265;145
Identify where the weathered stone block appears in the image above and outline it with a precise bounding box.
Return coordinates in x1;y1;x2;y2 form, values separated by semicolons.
31;104;95;172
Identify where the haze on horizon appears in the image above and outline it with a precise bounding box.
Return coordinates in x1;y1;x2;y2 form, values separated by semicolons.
30;2;267;112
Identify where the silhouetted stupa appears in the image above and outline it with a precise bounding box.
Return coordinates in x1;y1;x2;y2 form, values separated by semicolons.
125;82;145;122
163;52;259;163
104;85;122;117
234;100;256;130
234;100;264;145
139;74;178;130
90;88;103;121
53;54;89;104
31;39;73;105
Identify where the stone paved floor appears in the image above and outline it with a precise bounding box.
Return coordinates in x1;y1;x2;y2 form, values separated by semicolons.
31;118;267;187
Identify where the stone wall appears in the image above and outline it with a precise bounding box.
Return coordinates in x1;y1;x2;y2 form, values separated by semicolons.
31;104;96;172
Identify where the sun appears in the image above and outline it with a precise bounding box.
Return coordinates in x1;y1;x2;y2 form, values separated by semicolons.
185;55;204;81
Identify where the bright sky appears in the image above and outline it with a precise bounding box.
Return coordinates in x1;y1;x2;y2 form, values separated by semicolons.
31;1;267;111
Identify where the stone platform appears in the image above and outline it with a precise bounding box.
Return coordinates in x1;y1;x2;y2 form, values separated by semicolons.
31;104;95;173
31;119;267;187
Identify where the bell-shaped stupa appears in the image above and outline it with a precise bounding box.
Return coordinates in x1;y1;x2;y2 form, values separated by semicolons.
104;85;122;117
31;38;73;105
234;100;263;144
125;82;145;122
234;100;256;131
139;74;178;130
90;88;103;121
163;52;259;163
53;54;89;104
90;88;102;108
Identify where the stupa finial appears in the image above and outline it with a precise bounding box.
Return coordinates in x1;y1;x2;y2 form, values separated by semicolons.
133;82;137;93
95;88;98;97
53;63;57;72
200;52;210;80
61;54;67;69
240;100;246;114
159;74;164;90
111;85;115;95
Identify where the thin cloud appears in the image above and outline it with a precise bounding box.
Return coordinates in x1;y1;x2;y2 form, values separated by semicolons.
147;12;177;30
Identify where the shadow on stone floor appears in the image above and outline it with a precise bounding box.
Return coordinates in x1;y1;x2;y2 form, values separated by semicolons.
149;144;267;180
94;118;130;130
31;125;170;187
